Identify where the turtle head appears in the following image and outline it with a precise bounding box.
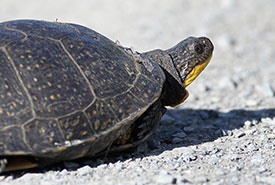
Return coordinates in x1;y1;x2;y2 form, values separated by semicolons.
166;37;214;88
142;36;213;107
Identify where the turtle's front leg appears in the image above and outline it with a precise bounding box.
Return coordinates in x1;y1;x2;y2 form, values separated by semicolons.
132;101;166;144
100;101;166;155
114;100;166;148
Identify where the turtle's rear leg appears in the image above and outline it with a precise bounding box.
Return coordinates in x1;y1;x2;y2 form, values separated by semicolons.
0;157;38;173
0;158;7;173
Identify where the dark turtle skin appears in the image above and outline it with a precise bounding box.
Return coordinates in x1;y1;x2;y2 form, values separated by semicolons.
0;20;213;172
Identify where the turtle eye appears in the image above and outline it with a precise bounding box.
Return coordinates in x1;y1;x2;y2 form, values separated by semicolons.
194;44;204;54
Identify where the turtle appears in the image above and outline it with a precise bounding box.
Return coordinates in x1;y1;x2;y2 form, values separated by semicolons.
0;19;213;172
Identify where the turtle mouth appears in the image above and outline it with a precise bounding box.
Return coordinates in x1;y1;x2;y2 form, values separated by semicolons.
183;54;212;87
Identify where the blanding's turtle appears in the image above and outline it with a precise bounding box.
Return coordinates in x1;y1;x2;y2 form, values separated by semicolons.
0;20;213;172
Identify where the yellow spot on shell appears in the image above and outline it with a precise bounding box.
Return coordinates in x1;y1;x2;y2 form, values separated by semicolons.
94;120;100;130
7;92;12;97
57;84;62;89
101;120;110;130
80;131;87;136
49;137;54;143
64;121;69;129
143;93;148;98
50;95;55;100
25;125;31;132
28;55;32;59
39;127;45;134
27;66;31;70
26;84;31;88
12;102;17;107
19;64;24;68
47;73;52;77
72;119;80;126
0;108;2;114
47;82;52;86
35;64;40;68
33;77;38;82
20;55;25;59
25;49;31;53
118;108;123;113
66;132;73;140
4;84;8;89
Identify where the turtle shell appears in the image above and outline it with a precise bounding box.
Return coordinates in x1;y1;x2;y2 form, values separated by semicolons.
0;20;165;161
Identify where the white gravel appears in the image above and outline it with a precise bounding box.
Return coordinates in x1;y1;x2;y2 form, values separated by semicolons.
1;0;275;184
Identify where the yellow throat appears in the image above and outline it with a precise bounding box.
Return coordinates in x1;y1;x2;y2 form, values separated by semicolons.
183;54;212;87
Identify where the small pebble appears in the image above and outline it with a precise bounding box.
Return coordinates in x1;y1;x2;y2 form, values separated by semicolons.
208;154;220;164
77;166;92;176
215;129;223;136
244;120;253;128
267;134;275;139
161;114;175;125
172;137;184;144
63;162;80;169
194;176;209;183
136;142;149;153
59;169;69;176
230;154;241;161
245;128;257;135
256;176;275;184
258;82;274;97
199;110;210;119
155;171;174;184
180;151;197;162
246;143;259;151
172;132;187;138
245;99;258;106
147;139;161;149
213;120;227;127
251;154;265;165
261;117;275;125
183;126;197;133
234;130;246;138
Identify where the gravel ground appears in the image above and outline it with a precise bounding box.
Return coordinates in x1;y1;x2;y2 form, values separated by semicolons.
1;0;275;184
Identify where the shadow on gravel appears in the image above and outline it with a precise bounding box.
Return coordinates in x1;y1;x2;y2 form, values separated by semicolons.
3;108;275;178
160;108;275;148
